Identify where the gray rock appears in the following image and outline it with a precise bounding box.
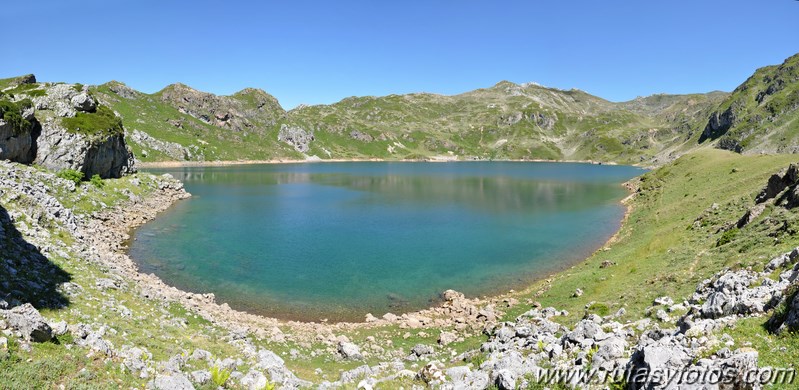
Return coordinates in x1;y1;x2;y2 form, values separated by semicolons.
49;320;68;336
769;287;799;334
495;369;516;390
189;348;212;361
34;122;135;179
70;93;96;112
653;296;674;306
407;343;435;361
0;111;36;164
255;349;284;369
95;278;119;290
278;124;314;153
438;331;457;346
2;303;52;342
121;347;151;378
701;291;737;319
338;341;364;360
147;373;195;390
240;370;268;390
563;319;604;346
339;365;373;383
190;370;211;385
592;336;627;370
626;336;693;389
349;130;374;142
127;129;202;161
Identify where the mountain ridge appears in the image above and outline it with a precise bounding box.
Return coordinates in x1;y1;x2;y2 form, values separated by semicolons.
3;52;798;166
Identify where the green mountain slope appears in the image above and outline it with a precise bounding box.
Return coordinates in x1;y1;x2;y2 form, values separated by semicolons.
7;52;797;165
91;81;299;161
286;82;725;164
699;53;799;153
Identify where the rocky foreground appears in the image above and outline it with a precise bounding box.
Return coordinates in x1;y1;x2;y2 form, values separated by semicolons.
0;158;798;389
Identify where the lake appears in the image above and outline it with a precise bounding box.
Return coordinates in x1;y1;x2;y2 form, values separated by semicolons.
128;162;643;321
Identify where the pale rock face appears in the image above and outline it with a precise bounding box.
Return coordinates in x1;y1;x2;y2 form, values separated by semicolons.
1;303;53;342
278;124;314;153
34;121;135;179
0;119;36;164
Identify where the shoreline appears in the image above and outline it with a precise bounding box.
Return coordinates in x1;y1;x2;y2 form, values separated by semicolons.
88;170;640;336
137;157;648;169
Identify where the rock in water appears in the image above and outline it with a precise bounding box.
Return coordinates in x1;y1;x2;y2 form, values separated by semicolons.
2;303;53;342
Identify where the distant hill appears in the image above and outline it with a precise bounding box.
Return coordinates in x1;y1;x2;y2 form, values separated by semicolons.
699;53;799;154
4;52;799;165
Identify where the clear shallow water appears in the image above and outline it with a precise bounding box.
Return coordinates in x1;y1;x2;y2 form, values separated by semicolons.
129;162;643;321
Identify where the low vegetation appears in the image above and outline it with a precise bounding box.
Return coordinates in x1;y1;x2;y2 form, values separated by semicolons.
2;148;798;387
60;104;124;138
0;97;33;135
56;169;84;185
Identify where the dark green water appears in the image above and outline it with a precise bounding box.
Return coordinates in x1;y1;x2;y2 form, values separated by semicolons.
129;162;643;321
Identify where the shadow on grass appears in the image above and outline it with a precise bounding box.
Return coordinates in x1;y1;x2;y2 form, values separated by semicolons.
0;203;71;310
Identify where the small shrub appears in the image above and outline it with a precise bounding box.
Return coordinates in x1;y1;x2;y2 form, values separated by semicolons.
0;98;32;135
210;365;231;387
61;105;123;138
90;174;104;188
57;169;84;185
586;302;610;316
717;228;739;246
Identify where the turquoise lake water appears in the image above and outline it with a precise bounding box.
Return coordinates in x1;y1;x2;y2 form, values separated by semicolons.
128;162;644;321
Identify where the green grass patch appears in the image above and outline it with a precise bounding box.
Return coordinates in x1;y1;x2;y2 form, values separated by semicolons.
0;97;33;135
61;105;123;139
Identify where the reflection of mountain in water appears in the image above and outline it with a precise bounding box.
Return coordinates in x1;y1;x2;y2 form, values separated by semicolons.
162;169;625;215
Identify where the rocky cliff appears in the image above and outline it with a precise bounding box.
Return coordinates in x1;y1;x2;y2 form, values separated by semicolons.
700;53;799;153
0;97;37;164
0;80;135;178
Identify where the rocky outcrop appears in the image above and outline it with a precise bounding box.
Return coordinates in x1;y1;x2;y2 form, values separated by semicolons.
1;303;53;342
278;124;314;153
0;82;137;178
31;83;95;118
126;129;203;161
34;121;135;178
0;99;37;164
158;83;285;132
701;106;737;142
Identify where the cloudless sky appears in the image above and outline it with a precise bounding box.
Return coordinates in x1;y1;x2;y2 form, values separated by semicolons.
2;0;797;109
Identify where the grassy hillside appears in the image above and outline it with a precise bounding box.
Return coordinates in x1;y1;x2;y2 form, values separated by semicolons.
87;79;727;165
3;149;799;387
286;82;724;164
6;53;799;165
504;149;799;367
91;82;300;162
699;53;799;153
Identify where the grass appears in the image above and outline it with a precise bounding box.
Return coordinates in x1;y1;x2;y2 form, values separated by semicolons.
3;82;46;98
503;149;799;325
0;97;33;135
3;148;799;387
60;104;124;139
56;169;84;185
90;82;300;162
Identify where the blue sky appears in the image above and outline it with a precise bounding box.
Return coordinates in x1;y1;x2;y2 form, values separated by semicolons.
2;0;797;109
